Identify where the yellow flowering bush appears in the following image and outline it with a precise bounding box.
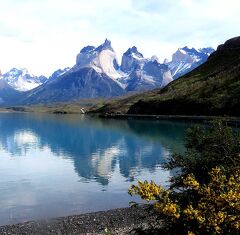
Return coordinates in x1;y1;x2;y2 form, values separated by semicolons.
129;167;240;234
128;180;163;201
163;121;240;189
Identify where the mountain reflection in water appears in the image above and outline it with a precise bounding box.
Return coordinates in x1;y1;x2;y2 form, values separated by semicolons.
0;113;189;225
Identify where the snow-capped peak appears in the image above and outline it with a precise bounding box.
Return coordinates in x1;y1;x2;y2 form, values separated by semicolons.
19;68;29;75
172;48;195;63
120;46;145;73
80;46;96;54
124;46;144;59
199;47;215;56
163;58;169;64
2;68;47;91
49;67;71;80
166;46;215;79
75;39;122;80
96;39;113;52
150;55;159;62
178;48;187;55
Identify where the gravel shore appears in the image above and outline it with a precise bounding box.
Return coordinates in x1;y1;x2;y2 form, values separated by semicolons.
0;205;163;235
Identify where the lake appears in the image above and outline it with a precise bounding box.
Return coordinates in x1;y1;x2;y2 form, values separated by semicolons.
0;113;191;225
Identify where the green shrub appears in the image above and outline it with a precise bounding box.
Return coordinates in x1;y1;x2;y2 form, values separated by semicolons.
164;121;240;188
129;121;240;234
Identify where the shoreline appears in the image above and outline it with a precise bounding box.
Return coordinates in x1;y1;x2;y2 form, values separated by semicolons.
98;113;240;126
0;205;162;235
1;109;240;127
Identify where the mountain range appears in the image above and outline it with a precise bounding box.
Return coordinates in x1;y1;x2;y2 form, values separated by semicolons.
0;68;47;91
166;47;215;79
94;36;240;117
0;39;214;105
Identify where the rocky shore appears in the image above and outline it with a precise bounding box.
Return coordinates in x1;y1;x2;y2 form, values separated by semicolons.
0;205;163;235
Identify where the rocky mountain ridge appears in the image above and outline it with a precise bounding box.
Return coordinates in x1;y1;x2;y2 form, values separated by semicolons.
0;39;214;105
0;68;47;91
166;46;215;79
93;36;240;117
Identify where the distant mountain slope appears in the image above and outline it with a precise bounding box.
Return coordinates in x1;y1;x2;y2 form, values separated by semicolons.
48;67;70;81
94;36;240;117
21;67;125;104
75;39;123;81
0;80;21;105
0;40;213;105
166;47;214;79
20;40;126;104
121;47;173;92
18;40;173;104
1;68;47;91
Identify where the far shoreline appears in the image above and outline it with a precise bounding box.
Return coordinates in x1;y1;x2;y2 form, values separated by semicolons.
1;108;240;127
98;113;240;126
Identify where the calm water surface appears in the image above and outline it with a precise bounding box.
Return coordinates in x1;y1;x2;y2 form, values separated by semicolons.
0;113;191;225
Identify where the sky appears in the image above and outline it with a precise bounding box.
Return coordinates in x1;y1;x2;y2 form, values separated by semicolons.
0;0;239;76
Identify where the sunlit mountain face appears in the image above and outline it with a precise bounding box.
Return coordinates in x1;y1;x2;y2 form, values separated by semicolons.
0;39;214;106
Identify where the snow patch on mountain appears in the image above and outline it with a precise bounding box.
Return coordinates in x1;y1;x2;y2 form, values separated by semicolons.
74;40;174;92
120;46;144;73
1;68;47;91
98;49;122;79
75;39;123;80
1;40;214;100
166;46;215;79
121;50;173;92
49;67;71;80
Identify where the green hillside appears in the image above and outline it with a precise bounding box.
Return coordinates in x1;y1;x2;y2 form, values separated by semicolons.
92;36;240;117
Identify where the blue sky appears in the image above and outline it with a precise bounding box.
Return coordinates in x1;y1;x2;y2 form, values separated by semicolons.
0;0;239;76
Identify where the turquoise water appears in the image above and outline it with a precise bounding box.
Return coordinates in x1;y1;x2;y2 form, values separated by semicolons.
0;113;190;225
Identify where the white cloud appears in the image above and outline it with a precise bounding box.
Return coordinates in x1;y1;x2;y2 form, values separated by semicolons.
0;0;239;76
